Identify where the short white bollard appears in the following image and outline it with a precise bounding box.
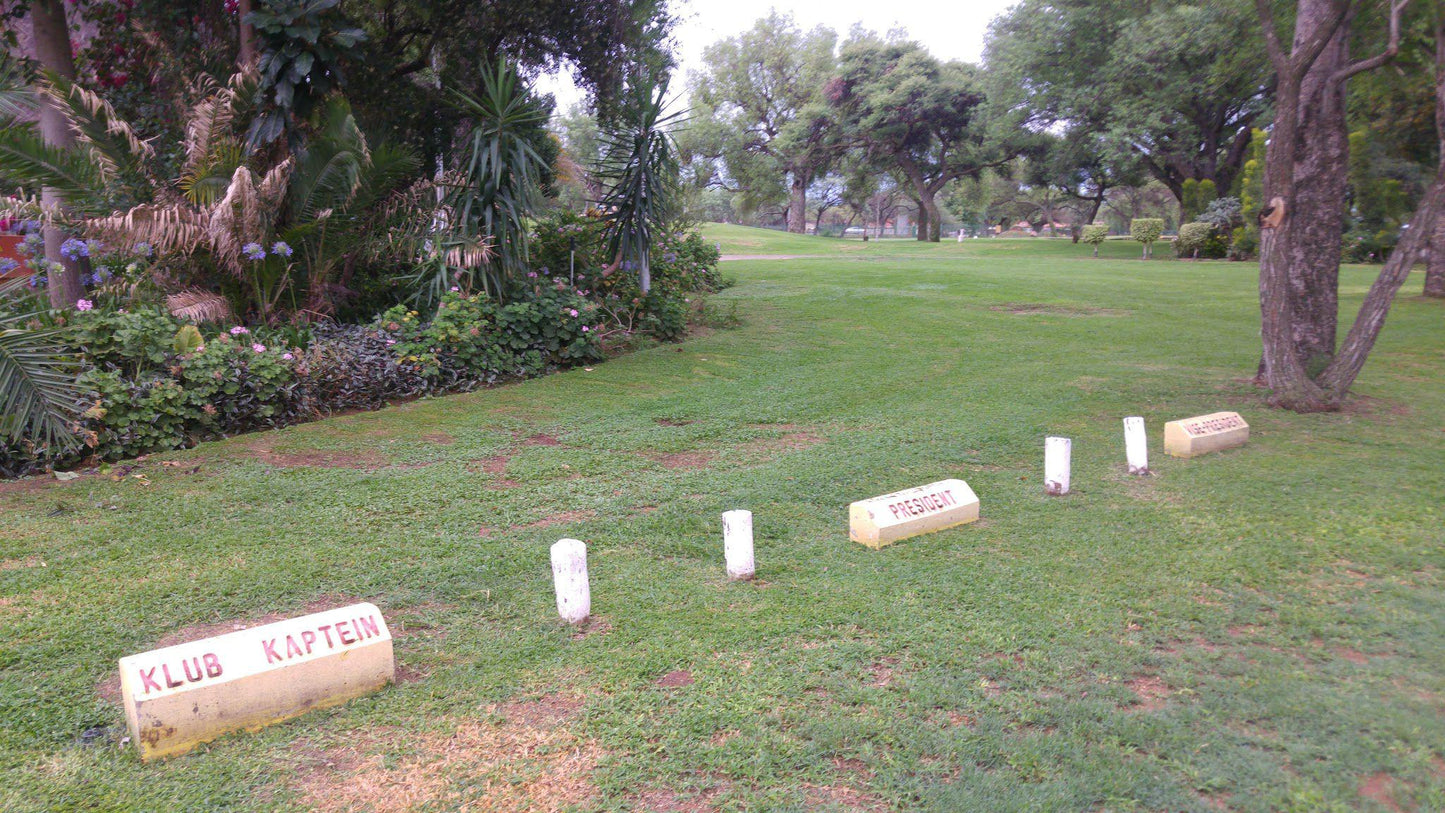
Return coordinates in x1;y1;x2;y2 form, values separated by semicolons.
1123;416;1150;475
722;510;755;580
550;538;590;624
1044;436;1072;496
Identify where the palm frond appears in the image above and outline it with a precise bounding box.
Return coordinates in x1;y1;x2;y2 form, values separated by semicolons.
0;118;106;203
0;280;82;450
166;290;235;324
0;53;37;119
41;70;154;187
88;203;209;256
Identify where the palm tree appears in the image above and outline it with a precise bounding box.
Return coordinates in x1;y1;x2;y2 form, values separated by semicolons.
442;60;550;301
595;77;683;294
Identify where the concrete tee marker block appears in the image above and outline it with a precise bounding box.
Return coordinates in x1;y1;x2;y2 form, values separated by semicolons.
849;478;980;548
1163;411;1249;458
118;602;394;761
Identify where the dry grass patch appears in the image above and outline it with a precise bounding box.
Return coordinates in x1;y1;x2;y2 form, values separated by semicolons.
650;451;715;470
990;302;1128;317
294;696;599;813
1124;675;1171;712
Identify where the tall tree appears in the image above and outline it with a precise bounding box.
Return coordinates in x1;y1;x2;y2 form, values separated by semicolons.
1253;0;1436;411
985;0;1271;205
828;34;1005;242
27;0;83;309
689;12;839;234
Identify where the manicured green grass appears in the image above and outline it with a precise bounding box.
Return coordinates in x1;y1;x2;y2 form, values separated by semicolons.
2;226;1443;811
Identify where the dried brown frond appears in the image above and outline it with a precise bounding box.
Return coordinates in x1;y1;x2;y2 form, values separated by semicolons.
208;166;262;276
88;204;208;256
42;79;154;172
166;290;235;324
257;158;292;207
0;193;72;230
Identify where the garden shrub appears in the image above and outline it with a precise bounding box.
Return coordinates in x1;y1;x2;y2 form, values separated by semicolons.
1175;222;1214;258
1080;225;1109;257
1130;218;1165;259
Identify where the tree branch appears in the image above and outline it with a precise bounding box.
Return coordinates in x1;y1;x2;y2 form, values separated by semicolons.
1254;0;1291;74
1331;0;1411;83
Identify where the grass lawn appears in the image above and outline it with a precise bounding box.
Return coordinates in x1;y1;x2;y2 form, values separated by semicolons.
2;226;1443;811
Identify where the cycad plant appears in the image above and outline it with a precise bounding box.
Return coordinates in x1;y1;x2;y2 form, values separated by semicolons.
596;77;683;294
442;60;549;301
0;279;81;452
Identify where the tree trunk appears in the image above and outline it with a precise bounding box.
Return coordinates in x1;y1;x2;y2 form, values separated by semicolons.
238;0;258;66
1284;0;1350;373
922;193;941;242
1253;0;1354;412
29;0;83;310
1318;160;1445;397
786;172;808;234
1425;211;1445;297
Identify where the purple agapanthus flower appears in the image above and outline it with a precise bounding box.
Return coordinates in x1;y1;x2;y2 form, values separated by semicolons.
60;237;89;260
242;242;266;261
271;241;293;258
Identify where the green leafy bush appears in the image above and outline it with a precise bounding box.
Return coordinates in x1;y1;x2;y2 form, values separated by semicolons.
1175;223;1213;258
1080;225;1109;257
1130;218;1165;259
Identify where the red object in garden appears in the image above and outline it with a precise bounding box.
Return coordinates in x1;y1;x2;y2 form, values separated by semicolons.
0;234;31;282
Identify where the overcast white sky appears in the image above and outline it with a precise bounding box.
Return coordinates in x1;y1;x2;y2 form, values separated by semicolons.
537;0;1021;110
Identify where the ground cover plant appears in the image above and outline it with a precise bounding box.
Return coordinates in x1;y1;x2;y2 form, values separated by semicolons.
1;229;1443;811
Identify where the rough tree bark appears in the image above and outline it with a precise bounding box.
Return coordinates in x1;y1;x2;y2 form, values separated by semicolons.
1284;0;1351;373
1255;0;1423;410
786;171;809;234
1254;0;1354;411
1425;212;1445;297
29;0;84;311
238;0;258;66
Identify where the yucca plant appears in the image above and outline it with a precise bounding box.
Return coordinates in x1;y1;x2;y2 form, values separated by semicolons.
443;60;550;301
0;279;81;451
595;77;683;295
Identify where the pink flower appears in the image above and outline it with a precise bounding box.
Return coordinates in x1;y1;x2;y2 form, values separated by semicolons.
527;271;538;278
229;326;249;336
450;286;460;292
568;308;579;317
252;343;266;353
282;352;294;361
75;299;93;311
581;325;589;332
385;339;396;346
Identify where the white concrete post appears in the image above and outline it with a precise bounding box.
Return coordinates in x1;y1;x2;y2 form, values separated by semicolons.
550;538;590;624
722;510;755;580
1123;416;1150;475
1044;436;1072;495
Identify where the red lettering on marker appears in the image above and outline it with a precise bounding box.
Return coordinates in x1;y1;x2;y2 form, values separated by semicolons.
301;630;317;654
357;615;380;639
262;638;282;664
183;656;203;682
318;624;335;649
889;504;903;519
286;635;304;658
161;663;184;689
139;667;162;694
336;621;356;645
203;653;223;678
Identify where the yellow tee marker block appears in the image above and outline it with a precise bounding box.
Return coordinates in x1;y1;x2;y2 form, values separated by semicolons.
849;479;980;548
118;602;394;761
1163;411;1249;458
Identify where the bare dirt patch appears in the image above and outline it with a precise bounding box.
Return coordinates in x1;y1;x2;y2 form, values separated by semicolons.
521;432;562;446
295;695;598;813
1333;647;1371;665
655;418;695;427
1124;676;1171;712
517;509;598;531
632;783;730;812
420;432;455;445
1358;772;1403;812
470;454;521;487
0;555;43;571
651;451;716;470
656;670;695;688
803;784;889;812
570;617;613;641
866;658;899;689
246;439;385;469
742;428;823;456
